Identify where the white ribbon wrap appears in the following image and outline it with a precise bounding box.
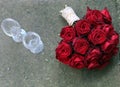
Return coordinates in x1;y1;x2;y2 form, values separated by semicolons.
60;5;80;26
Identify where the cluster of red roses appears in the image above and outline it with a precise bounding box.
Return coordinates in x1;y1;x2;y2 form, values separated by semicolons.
56;7;119;69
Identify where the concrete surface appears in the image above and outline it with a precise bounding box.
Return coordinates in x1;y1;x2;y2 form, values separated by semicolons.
0;0;120;87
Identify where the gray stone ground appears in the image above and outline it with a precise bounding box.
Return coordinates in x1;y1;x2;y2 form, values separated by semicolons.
0;0;120;87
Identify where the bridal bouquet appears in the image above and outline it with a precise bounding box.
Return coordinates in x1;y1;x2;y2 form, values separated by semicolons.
56;6;119;69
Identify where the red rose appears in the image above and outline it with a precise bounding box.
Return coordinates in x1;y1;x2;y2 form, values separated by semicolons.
56;41;72;64
85;7;104;24
101;41;115;53
88;29;106;45
102;24;114;35
102;54;113;62
86;48;101;69
101;7;112;22
86;48;101;62
60;26;76;42
69;54;85;69
73;38;89;55
75;19;90;35
98;53;112;69
109;31;119;45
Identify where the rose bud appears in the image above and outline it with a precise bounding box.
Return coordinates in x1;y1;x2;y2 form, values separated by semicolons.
56;41;72;64
74;19;90;35
85;7;104;24
88;29;106;45
101;7;112;23
60;26;76;42
68;53;85;69
73;38;89;55
101;41;115;53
